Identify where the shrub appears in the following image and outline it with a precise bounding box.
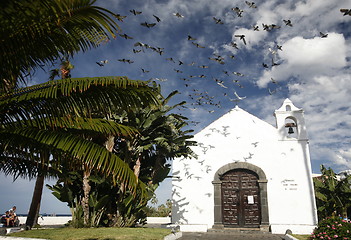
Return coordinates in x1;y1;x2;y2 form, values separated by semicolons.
310;216;351;239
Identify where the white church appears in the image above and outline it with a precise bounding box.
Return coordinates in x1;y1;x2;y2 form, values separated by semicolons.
171;99;318;234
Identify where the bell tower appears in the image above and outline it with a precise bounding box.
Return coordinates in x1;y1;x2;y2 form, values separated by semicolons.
274;98;308;141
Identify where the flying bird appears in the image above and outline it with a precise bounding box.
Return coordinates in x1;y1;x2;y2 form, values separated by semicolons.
223;70;230;76
118;59;134;64
173;12;184;18
119;33;133;39
231;7;243;17
96;62;104;67
271;58;280;67
192;42;205;48
166;57;175;63
268;88;277;95
153;15;161;22
270;24;281;29
262;63;269;68
133;48;142;53
129;9;142;15
213;17;224;24
228;41;239;49
245;1;257;8
134;41;146;47
234;91;246;100
340;9;351;16
233;71;244;76
253;25;259;31
283;19;293;27
268;47;277;55
150;78;167;82
320;32;328;38
115;14;127;22
188;35;197;41
140;22;156;28
235;34;246;45
216;81;228;88
262;23;270;31
209;54;225;64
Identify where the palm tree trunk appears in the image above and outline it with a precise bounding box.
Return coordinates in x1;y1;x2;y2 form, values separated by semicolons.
81;165;91;226
133;155;141;178
25;174;44;230
105;135;115;152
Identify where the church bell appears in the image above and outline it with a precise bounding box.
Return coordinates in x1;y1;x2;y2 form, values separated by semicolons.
288;127;294;134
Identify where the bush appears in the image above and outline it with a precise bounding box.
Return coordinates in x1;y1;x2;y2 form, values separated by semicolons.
310;216;351;239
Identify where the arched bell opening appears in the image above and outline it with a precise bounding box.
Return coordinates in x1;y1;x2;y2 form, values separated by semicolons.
285;117;297;138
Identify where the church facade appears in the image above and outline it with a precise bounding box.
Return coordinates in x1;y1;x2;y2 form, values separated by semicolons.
171;99;318;234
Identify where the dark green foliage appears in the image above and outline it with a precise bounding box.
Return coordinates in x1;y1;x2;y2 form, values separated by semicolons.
48;171;150;227
47;90;195;227
310;216;351;239
313;165;351;220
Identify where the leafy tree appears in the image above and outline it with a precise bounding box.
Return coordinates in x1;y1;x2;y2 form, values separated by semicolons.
47;90;195;227
313;165;351;220
145;200;172;217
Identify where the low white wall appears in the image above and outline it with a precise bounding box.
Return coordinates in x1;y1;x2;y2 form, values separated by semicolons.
146;217;171;224
16;216;170;226
18;216;71;226
270;224;316;234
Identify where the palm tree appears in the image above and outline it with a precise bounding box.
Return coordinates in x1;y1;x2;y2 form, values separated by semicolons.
0;76;161;228
0;0;161;228
0;0;120;92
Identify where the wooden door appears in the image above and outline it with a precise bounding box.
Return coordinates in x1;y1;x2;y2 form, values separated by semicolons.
221;169;261;227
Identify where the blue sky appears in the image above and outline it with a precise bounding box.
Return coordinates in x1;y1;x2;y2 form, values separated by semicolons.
1;0;350;215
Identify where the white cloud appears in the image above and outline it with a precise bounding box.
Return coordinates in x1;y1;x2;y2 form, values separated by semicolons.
256;33;347;87
336;150;351;169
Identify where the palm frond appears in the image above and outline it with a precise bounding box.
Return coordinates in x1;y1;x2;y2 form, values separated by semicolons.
0;0;121;91
1;77;160;127
1;127;144;194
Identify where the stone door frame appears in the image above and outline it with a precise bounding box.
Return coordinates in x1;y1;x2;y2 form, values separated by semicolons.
212;162;270;231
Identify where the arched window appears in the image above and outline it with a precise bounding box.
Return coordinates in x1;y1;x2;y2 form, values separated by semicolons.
286;105;291;111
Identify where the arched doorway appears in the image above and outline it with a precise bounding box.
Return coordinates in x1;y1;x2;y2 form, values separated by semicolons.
221;169;260;227
212;162;269;231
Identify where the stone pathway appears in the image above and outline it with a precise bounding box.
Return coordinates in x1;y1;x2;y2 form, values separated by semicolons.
178;231;285;240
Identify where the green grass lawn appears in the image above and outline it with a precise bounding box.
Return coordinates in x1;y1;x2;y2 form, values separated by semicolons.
9;227;171;240
291;234;310;240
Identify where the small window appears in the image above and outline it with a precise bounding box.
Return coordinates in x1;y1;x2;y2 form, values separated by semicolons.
286;105;291;111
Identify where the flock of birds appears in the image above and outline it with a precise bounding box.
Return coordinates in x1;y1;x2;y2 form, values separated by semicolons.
94;2;351;125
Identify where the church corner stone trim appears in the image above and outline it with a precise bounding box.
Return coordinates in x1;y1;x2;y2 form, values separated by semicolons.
212;162;270;230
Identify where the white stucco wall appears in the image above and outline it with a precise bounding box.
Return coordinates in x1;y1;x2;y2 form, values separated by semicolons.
172;101;317;234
